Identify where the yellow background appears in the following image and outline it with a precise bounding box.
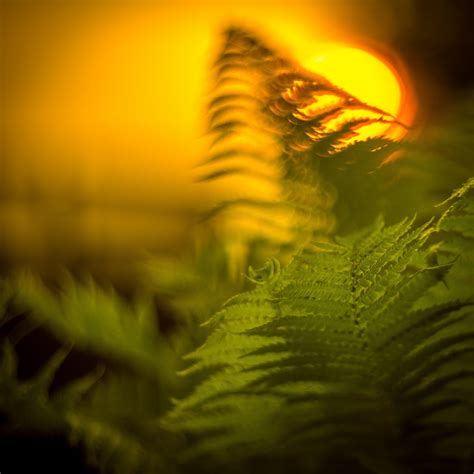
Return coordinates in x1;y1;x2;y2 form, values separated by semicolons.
0;0;417;277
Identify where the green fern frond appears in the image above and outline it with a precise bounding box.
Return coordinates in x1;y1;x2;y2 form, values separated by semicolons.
0;340;179;474
140;243;244;353
1;275;181;474
419;176;474;306
0;342;102;435
13;274;176;383
164;180;474;473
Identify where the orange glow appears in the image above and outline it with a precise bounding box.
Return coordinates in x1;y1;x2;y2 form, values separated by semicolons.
302;45;415;140
305;47;401;116
2;2;417;270
4;5;415;200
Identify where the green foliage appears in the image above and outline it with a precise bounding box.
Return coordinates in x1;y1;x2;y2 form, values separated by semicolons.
14;274;176;384
0;342;102;435
0;276;181;473
66;404;174;474
0;26;473;474
435;178;474;300
140;243;244;353
0;185;473;474
0;339;178;473
164;181;474;473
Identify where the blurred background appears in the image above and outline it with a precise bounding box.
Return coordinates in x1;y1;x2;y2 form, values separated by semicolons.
1;0;473;283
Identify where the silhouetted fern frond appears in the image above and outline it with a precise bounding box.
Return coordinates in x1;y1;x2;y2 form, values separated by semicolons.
200;27;407;266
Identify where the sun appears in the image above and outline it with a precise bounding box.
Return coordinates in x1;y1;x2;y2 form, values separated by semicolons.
303;45;415;138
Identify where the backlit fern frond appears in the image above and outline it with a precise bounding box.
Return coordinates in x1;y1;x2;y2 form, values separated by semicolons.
164;179;474;474
199;27;406;268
